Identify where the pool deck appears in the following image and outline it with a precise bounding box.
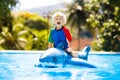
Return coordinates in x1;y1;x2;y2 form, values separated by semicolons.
0;50;120;54
90;51;120;54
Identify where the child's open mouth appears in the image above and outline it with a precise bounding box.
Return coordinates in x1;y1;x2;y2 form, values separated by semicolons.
57;22;61;25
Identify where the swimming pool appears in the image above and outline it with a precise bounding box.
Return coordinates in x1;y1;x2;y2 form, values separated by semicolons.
0;51;120;80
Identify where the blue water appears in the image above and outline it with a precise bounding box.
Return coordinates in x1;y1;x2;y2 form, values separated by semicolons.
0;52;120;80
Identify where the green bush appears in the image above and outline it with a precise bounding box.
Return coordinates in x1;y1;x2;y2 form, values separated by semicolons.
0;12;50;50
32;30;48;50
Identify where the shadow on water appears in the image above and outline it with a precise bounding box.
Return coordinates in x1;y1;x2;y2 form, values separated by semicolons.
38;67;100;80
43;71;72;80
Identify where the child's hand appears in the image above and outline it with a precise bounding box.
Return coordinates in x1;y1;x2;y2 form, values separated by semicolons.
66;48;77;58
66;48;73;52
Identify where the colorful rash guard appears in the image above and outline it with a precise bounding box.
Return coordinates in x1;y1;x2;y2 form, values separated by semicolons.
48;26;72;50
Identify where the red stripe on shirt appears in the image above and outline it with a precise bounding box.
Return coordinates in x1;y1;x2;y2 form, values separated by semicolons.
62;26;72;42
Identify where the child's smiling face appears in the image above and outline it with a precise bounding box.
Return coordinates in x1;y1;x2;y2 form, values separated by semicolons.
54;15;65;29
52;12;67;30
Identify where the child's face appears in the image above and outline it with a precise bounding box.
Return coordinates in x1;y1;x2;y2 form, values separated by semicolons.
54;15;65;29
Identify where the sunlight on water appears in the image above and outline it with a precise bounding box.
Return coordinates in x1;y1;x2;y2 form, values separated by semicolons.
70;69;80;80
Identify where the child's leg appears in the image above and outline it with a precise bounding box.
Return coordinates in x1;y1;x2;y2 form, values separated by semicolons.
66;48;77;58
57;42;65;49
57;43;77;58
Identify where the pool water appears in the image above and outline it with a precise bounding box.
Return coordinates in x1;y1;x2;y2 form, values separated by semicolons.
0;52;120;80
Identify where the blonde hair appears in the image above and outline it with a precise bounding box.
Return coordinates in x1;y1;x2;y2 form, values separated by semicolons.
52;12;67;25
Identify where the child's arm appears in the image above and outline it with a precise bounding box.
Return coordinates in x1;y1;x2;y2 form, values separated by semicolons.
63;27;72;42
48;29;54;48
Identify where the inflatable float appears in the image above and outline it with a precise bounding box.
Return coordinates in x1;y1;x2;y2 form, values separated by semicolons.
36;46;97;68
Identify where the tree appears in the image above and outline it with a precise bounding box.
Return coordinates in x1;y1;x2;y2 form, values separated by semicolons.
86;0;120;51
67;0;88;50
0;0;19;32
109;0;120;7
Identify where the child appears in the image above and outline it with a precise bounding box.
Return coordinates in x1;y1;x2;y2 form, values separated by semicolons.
48;12;77;57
